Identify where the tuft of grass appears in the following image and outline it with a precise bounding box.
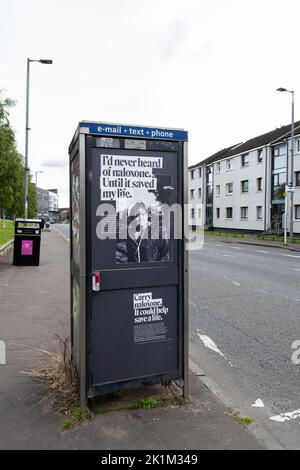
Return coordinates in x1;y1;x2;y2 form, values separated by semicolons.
126;397;157;410
61;407;86;431
22;335;79;414
96;396;158;415
232;411;253;426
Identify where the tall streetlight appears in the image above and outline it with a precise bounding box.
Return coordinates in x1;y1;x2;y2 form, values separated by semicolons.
35;170;44;186
24;58;53;218
277;87;295;243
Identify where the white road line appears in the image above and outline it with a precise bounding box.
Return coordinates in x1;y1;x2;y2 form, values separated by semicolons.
189;301;196;307
231;246;243;250
257;289;268;294
223;254;236;258
215;244;223;247
270;408;300;423
196;333;225;358
294;268;300;271
251;399;265;408
281;254;300;259
231;281;241;286
256;250;270;254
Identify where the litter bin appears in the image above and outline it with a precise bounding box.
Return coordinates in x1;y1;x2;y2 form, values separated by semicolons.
13;218;42;266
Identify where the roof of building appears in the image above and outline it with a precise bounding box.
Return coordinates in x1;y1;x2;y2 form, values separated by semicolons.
188;120;300;170
188;144;241;170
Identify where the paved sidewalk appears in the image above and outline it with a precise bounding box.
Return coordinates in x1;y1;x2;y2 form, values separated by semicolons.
0;230;265;450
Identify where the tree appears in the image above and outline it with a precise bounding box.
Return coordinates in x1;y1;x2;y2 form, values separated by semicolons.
28;178;37;218
0;90;36;223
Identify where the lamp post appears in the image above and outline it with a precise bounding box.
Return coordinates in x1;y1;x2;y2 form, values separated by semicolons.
24;58;52;218
277;87;295;243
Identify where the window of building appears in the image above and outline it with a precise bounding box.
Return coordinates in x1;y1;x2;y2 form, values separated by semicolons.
216;162;221;173
199;167;202;178
273;145;287;170
226;207;233;219
296;139;300;153
295;171;300;187
257;206;262;220
241;207;248;219
241;180;249;193
191;208;195;219
198;208;202;219
257;177;262;191
216;208;220;219
198;187;202;198
191;170;195;180
295;205;300;219
190;189;195;199
241;153;249;167
226;159;233;171
257;149;263;163
207;185;213;204
256;206;262;220
226;182;233;194
216;185;220;196
273;145;286;156
274;172;286;186
206;166;213;184
273;172;286;200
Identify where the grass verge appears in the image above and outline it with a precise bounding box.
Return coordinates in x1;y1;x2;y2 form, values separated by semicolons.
204;230;300;244
0;219;14;248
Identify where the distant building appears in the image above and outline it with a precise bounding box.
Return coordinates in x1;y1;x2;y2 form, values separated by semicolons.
59;208;69;221
37;187;49;217
189;121;300;235
36;187;59;221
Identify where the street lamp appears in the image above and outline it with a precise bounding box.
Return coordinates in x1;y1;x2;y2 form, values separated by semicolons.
277;87;295;243
24;58;53;218
35;170;44;186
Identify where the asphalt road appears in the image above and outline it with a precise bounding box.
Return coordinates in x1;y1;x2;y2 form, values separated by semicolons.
53;223;70;238
189;237;300;449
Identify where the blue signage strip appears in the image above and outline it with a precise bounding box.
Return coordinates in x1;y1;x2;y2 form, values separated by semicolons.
80;122;188;142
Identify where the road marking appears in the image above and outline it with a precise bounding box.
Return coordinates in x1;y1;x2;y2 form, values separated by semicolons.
189;301;196;307
231;246;243;250
251;399;265;408
223;254;236;258
280;254;300;259
232;281;241;286
270;408;300;423
257;289;268;294
196;332;225;358
256;250;270;254
294;268;300;271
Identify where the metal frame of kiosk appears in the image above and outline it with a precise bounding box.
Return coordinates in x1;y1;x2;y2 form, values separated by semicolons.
69;121;189;407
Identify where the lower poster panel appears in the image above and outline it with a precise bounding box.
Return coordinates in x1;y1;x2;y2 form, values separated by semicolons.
91;285;179;387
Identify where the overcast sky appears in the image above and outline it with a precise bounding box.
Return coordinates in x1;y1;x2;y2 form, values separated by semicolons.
1;0;299;207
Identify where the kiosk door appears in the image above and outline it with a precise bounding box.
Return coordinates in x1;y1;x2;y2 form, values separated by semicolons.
87;142;183;395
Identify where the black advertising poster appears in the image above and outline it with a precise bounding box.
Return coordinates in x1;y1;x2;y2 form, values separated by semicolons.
88;144;181;390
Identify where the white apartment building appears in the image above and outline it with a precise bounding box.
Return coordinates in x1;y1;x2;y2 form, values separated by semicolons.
189;121;300;235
